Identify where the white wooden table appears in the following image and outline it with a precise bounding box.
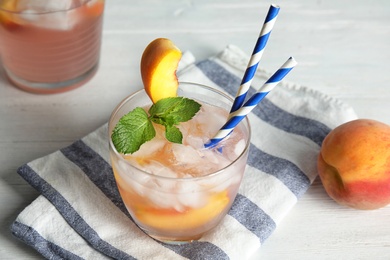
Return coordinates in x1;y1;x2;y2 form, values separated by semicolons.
1;0;389;259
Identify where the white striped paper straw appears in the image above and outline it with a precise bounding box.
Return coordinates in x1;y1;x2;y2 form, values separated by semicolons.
230;4;280;113
205;57;297;149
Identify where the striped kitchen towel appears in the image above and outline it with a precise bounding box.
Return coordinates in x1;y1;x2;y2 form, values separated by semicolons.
11;45;357;260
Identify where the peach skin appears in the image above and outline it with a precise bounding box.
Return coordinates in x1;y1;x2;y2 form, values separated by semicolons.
140;38;182;103
317;119;390;210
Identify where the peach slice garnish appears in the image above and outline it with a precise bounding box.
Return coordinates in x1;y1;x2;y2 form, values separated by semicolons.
140;38;182;103
83;0;105;17
0;0;22;31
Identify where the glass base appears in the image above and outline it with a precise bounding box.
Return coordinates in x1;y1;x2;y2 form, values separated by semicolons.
148;233;204;245
5;62;99;94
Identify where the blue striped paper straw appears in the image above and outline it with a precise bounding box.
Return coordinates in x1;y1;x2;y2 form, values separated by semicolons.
205;57;297;149
230;4;280;113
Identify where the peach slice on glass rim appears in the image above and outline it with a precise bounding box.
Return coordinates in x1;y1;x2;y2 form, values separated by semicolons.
83;0;105;17
0;0;22;31
140;38;182;103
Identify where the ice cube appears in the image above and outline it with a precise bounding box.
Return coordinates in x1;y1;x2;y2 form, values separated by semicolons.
116;160;150;196
16;0;74;12
17;0;80;30
171;143;203;166
202;149;221;164
145;160;178;179
234;139;246;155
211;181;231;193
173;179;208;208
209;159;245;193
146;188;183;210
177;191;208;209
173;203;185;212
176;178;203;192
22;11;71;30
194;105;227;137
132;136;166;159
184;135;204;150
128;179;146;197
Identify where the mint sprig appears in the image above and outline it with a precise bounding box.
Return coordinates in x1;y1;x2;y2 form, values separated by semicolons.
111;107;155;154
112;97;201;154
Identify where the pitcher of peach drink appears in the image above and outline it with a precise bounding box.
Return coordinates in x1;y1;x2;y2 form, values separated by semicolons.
0;0;105;93
109;39;251;244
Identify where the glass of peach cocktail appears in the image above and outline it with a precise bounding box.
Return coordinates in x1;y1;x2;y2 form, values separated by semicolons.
108;39;251;244
109;82;250;244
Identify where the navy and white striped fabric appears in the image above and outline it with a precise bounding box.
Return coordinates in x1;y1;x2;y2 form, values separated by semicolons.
11;45;357;260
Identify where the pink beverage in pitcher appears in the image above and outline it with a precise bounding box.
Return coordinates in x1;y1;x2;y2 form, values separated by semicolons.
0;0;105;93
109;82;251;244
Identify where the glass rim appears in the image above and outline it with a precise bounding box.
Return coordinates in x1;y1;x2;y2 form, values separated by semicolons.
0;0;100;14
108;81;252;182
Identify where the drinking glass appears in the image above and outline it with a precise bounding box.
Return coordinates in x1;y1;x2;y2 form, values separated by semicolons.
108;82;251;244
0;0;105;93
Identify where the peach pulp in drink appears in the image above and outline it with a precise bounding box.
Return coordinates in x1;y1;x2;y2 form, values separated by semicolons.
109;82;251;244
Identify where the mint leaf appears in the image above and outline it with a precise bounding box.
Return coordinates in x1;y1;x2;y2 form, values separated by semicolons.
165;125;183;143
111;107;155;154
111;96;201;154
149;97;201;127
149;97;201;144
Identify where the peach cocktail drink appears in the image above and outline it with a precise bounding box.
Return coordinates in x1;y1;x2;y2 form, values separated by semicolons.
0;0;104;94
109;82;251;244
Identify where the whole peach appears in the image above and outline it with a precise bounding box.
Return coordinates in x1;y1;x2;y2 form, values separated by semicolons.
317;119;390;210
